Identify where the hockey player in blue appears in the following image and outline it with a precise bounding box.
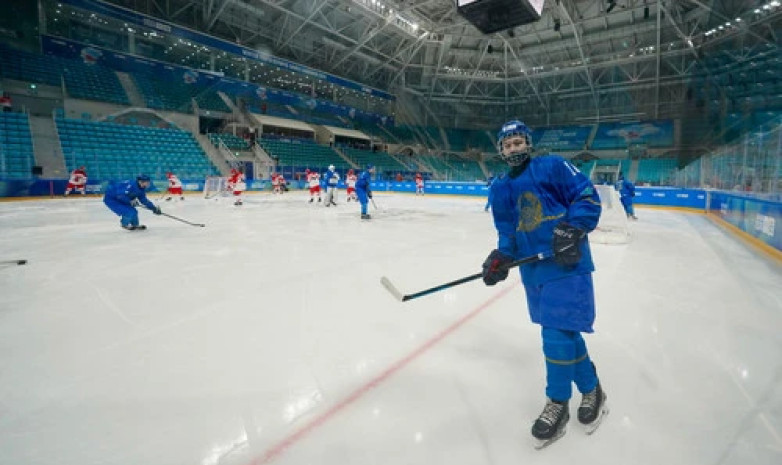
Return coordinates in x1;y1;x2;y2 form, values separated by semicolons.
355;164;375;220
323;164;340;207
482;120;608;448
616;175;638;220
103;174;162;230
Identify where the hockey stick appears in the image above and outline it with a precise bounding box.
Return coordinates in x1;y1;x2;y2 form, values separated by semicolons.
0;259;27;265
371;198;378;210
160;212;205;227
151;209;205;227
380;252;548;302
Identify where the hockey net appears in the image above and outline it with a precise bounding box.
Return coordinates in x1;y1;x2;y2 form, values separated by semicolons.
591;185;630;244
203;176;231;199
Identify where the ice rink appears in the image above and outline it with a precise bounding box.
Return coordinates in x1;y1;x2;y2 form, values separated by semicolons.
0;191;780;465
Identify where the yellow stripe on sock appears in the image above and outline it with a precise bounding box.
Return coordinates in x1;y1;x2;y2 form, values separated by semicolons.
545;353;588;365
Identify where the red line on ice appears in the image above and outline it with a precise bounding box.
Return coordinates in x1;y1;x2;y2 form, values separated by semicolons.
247;285;515;464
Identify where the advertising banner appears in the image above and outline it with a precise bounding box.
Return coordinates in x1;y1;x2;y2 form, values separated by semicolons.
592;120;674;149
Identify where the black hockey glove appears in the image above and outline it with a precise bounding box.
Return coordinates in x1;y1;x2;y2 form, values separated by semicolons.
482;249;514;286
367;191;373;199
130;199;141;207
552;222;586;266
152;205;162;215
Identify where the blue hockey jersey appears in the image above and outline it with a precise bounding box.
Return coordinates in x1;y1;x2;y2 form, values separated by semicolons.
104;180;156;210
355;171;372;192
324;169;340;187
489;155;601;287
616;178;636;199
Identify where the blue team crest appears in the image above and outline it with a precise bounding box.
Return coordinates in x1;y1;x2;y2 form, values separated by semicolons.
517;191;543;232
80;47;102;65
255;86;267;100
183;70;198;84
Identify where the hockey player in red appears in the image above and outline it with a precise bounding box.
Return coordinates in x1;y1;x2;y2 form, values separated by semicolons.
228;168;246;206
278;173;287;193
271;173;281;194
345;169;357;202
165;172;184;201
306;168;321;203
64;166;87;196
415;172;424;196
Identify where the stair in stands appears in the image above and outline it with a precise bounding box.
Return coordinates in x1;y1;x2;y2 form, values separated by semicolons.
116;72;146;108
29;115;68;178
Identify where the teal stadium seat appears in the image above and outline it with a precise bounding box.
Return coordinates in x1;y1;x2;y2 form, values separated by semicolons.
0;113;35;179
56;118;219;181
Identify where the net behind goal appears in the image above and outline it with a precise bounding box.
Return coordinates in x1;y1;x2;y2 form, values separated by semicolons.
203;176;231;199
591;185;630;244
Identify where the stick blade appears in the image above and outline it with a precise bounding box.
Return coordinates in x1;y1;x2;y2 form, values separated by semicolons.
380;276;405;302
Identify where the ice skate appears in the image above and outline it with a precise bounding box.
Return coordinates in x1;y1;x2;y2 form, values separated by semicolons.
361;214;371;220
318;197;322;202
578;383;608;434
309;198;313;203
122;225;147;231
531;399;569;449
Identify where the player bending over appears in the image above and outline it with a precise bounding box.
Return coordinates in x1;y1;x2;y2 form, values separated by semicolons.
103;174;162;230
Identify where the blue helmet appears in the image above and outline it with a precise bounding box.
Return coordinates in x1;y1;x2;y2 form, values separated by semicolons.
366;164;375;171
136;174;151;182
497;120;533;166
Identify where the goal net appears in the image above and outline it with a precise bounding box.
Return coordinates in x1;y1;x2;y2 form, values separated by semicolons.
591;184;630;244
203;176;231;199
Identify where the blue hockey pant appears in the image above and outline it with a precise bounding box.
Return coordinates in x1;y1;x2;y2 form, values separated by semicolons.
104;198;139;227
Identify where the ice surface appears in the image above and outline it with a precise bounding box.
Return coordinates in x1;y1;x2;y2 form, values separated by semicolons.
0;192;780;465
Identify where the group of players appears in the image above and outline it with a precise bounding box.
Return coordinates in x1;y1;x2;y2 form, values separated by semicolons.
68;118;618;448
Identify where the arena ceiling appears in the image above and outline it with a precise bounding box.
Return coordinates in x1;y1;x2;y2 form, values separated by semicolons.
109;0;780;126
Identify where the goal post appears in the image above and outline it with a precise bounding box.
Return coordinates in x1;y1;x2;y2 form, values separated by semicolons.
591;184;630;244
203;176;230;199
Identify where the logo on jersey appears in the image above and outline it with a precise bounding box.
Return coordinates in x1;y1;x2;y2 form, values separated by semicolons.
517;191;543;232
516;191;566;232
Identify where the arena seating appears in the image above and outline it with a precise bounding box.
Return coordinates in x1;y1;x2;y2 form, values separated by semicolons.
259;139;349;171
340;147;407;173
132;74;230;113
0;44;129;105
0;113;35;179
208;133;250;151
56;118;219;180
